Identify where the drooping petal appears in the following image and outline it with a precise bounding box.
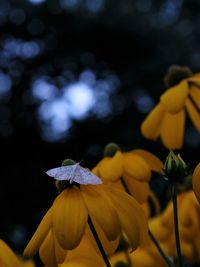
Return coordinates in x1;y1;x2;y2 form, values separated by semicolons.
61;257;102;267
39;229;67;267
97;151;123;182
19;259;36;267
23;208;52;257
149;217;171;242
91;166;99;176
160;201;174;229
81;185;120;241
130;247;166;267
160;80;189;114
62;234;103;267
192;163;200;204
85;222;120;256
131;149;163;173
141;103;165;139
53;230;68;264
39;230;57;267
188;75;200;84
123;152;151;182
186;98;200;132
189;87;200;109
160;110;185;149
0;239;21;267
122;175;150;204
53;187;88;250
107;187;149;251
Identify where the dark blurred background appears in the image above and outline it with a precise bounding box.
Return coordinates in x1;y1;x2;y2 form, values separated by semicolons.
0;0;200;256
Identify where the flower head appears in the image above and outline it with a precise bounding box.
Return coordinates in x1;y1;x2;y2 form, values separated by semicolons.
24;159;149;264
141;65;200;149
93;143;163;204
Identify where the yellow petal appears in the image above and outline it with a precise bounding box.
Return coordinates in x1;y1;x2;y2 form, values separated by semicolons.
189;87;200;109
91;166;99;176
179;224;198;243
61;257;102;267
188;75;200;84
97;151;123;182
149;217;171;242
19;259;36;267
54;231;67;264
39;229;67;266
0;239;21;267
160;80;189;114
81;185;120;241
122;175;150;204
53;188;88;250
180;241;194;262
130;247;166;267
141;103;165;139
62;235;103;267
85;222;120;256
160;201;174;229
23;208;52;257
192;163;200;204
132;149;163;173
39;229;57;267
160;110;185;149
107;187;149;251
123;152;151;182
186;98;200;132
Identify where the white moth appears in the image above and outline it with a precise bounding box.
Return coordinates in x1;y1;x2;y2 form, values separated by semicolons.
46;163;102;185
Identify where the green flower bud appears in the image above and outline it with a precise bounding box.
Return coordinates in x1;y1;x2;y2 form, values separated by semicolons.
104;142;121;157
163;150;189;183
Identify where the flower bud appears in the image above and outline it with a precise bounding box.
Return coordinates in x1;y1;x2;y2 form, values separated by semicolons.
163;150;188;183
104;142;121;157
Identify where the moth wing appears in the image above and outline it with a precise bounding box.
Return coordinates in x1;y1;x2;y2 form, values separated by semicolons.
73;165;102;185
46;165;76;181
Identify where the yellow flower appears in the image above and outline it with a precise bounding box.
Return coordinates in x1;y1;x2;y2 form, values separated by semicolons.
93;144;163;204
141;67;200;149
192;162;200;203
24;183;148;260
0;239;35;267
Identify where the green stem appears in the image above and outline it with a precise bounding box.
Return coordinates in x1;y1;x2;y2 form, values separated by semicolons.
148;229;174;267
171;184;183;267
88;216;111;267
120;177;173;267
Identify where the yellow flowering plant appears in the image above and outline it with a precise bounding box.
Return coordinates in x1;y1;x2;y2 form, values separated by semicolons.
141;65;200;149
3;64;199;267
